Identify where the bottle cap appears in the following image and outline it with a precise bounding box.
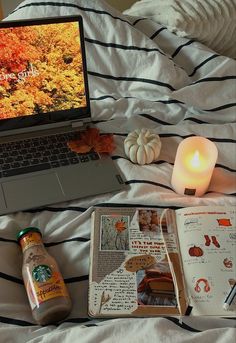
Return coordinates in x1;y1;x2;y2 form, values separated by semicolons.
16;227;42;243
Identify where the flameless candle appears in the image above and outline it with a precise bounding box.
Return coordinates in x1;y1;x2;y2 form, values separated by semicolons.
171;137;218;196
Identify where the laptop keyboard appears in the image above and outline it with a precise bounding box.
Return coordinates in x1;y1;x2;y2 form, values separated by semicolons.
0;131;100;178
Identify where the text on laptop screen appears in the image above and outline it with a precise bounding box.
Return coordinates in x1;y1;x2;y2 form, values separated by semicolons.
0;19;89;131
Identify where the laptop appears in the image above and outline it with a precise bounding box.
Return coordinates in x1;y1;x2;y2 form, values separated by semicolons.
0;15;126;215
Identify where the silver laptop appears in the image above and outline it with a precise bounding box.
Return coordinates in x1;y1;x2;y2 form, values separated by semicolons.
0;15;126;215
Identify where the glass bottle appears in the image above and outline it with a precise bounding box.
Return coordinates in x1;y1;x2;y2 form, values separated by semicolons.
17;227;72;325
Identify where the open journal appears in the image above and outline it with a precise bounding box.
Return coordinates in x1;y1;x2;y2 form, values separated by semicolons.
88;206;236;317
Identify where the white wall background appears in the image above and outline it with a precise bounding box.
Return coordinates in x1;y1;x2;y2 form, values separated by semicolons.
1;0;137;18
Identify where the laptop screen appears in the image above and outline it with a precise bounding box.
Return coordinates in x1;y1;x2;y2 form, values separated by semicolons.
0;16;90;133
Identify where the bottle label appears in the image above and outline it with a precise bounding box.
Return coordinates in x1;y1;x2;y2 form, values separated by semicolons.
26;264;69;310
20;232;42;252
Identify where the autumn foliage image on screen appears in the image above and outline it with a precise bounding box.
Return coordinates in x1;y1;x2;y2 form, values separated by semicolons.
0;22;87;119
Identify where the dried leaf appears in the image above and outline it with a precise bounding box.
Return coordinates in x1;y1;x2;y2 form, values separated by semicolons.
67;128;115;154
115;220;126;233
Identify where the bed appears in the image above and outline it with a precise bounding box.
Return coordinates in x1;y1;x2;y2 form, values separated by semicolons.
0;0;236;342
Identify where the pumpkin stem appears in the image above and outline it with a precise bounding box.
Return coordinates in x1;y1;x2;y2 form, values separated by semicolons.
137;132;147;145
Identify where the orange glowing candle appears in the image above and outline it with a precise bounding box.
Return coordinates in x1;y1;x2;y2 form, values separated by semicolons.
171;137;218;196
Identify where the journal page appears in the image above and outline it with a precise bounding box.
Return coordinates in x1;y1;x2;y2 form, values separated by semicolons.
89;207;188;317
175;206;236;316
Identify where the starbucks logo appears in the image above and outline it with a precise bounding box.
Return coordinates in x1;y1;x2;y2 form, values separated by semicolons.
32;265;52;282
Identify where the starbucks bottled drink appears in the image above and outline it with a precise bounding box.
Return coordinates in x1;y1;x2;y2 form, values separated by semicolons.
17;227;72;325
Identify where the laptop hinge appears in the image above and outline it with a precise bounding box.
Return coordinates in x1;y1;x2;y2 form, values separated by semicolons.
71;121;84;129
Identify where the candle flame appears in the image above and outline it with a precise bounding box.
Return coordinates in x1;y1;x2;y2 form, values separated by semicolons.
191;150;200;168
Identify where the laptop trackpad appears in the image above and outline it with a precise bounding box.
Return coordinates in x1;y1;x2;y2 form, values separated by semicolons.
2;173;65;211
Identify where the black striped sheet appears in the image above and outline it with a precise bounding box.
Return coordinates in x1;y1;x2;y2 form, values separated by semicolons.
138;111;235;124
0;267;210;332
82;22;214;78
10;1;132;26
0;315;95;327
0;271;23;285
150;27;167;40
0;271;88;287
138;113;174;126
136;113;207;125
85;31;222;78
85;37;164;55
215;164;236;173
125;179;173;191
183;118;209;124
88;70;236;96
88;71;176;91
0;314;207;333
113;132;236;145
192;76;236;85
0;237;17;244
1;203;182;217
90;95;184;105
124;179;236;196
131;18;219;78
45;237;89;246
203;103;236;112
188;54;220;77
112;155;236;174
94;203;180;210
0;236;89;246
22;206;87;213
10;2;235;80
171;40;195;58
132;18;147;26
163;317;201;333
142;21;227;81
0;316;35;326
90;96;236;117
156;133;236;143
90;93;235;109
62;317;98;325
64;274;88;283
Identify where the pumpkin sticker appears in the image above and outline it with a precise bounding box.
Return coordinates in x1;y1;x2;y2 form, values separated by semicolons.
217;218;232;227
223;258;233;269
188;245;204;257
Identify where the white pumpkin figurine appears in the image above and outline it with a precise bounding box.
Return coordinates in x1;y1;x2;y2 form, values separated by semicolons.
124;128;161;165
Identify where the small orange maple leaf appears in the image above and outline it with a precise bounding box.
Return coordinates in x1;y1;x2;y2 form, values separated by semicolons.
67;128;115;154
115;220;126;233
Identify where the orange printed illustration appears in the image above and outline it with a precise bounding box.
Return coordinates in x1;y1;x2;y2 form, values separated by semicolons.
194;278;211;293
223;258;233;269
204;235;220;248
217;218;232;227
188;245;204;257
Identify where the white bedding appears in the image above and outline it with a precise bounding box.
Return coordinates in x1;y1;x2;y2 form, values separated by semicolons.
0;0;236;342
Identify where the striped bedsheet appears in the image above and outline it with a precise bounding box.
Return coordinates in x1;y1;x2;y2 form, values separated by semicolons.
0;0;235;342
